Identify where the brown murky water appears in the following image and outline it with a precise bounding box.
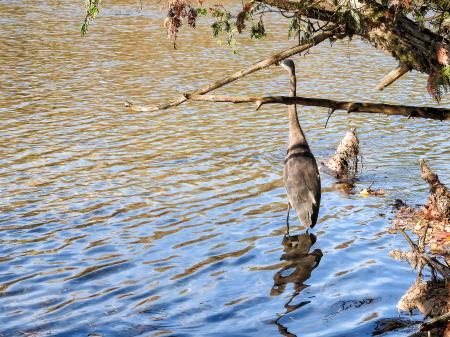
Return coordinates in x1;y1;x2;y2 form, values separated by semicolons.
1;1;449;336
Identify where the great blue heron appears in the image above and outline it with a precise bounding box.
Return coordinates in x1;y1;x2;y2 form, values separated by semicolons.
281;59;321;234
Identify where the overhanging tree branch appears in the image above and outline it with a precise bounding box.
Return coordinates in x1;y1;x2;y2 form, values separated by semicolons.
183;94;450;121
257;0;449;77
124;30;335;112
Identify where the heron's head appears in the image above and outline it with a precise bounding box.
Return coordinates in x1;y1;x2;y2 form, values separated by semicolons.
280;59;295;73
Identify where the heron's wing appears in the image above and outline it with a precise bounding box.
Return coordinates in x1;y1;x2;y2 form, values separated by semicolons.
284;155;321;224
284;155;320;200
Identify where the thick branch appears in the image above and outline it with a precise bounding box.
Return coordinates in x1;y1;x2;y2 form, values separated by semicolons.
125;30;334;112
184;94;450;121
376;63;411;90
258;0;448;76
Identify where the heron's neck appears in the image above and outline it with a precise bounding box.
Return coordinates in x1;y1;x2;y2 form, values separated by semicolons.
288;83;307;149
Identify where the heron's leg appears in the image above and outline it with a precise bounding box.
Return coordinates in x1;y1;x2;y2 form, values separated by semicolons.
286;203;291;235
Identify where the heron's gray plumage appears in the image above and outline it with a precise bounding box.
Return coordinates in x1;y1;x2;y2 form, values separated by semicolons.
281;59;321;230
284;154;320;227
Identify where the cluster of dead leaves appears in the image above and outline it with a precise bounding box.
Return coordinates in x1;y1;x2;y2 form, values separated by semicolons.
163;0;199;46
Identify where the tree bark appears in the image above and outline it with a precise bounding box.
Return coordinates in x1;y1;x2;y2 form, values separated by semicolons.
258;0;448;76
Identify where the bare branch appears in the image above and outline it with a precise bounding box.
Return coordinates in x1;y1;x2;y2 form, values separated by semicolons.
376;63;411;91
184;94;450;121
396;226;450;277
124;30;335;112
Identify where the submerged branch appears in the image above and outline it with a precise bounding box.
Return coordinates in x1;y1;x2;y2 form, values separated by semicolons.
184;94;450;121
420;312;450;332
124;30;335;112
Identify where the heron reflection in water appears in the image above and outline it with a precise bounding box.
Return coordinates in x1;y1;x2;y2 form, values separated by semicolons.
271;233;323;337
281;59;321;235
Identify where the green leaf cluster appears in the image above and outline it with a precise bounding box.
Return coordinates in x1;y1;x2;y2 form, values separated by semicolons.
288;17;300;39
343;7;363;36
196;7;207;16
250;20;266;40
287;16;316;44
209;3;268;51
81;0;100;35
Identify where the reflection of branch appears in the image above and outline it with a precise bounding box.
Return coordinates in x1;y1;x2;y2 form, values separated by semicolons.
124;30;334;112
274;318;298;337
184;94;450;121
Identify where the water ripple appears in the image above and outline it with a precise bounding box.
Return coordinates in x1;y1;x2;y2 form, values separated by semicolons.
1;1;449;336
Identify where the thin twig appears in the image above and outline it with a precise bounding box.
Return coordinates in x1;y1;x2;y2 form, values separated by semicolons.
324;107;336;128
417;222;430;279
396;225;450;277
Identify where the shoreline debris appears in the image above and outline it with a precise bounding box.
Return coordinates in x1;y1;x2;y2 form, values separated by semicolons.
321;128;359;180
390;161;450;336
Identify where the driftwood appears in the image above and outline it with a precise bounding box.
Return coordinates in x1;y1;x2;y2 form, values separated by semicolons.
322;128;359;179
394;161;450;255
183;94;450;121
397;280;448;318
124;31;334;112
420;160;450;220
394;228;449;336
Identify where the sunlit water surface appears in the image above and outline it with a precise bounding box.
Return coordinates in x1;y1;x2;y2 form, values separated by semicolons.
1;1;449;336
